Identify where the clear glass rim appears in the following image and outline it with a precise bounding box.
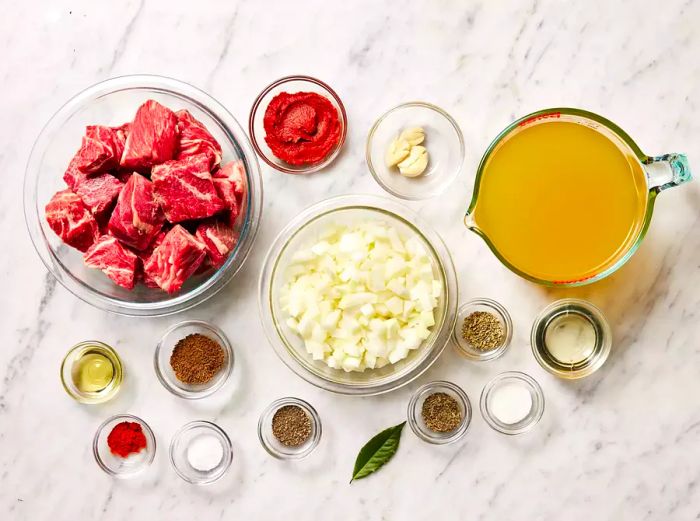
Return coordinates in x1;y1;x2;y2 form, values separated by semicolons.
153;320;235;399
93;413;156;477
169;420;234;484
258;194;459;396
479;371;545;435
530;298;612;379
406;380;472;444
365;101;465;200
465;107;656;287
60;340;123;403
24;74;263;316
451;298;513;361
248;74;347;175
257;397;322;459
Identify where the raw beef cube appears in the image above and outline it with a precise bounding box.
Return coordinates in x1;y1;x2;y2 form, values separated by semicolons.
75;125;122;174
73;172;124;216
195;219;239;268
63;155;86;190
84;235;139;289
120;100;178;171
175;109;222;168
44;189;100;252
143;225;206;293
212;177;240;226
111;122;130;160
134;229;167;288
213;160;246;205
151;153;225;223
108;173;164;250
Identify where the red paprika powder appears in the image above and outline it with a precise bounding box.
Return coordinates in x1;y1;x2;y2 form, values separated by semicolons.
107;421;147;457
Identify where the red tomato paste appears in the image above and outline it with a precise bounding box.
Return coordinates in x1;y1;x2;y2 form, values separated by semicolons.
263;92;341;166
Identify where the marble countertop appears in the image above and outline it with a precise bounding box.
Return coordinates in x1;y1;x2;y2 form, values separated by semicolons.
2;0;699;519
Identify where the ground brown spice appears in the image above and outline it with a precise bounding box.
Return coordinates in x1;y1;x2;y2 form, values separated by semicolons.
421;392;462;433
169;333;225;385
272;405;312;447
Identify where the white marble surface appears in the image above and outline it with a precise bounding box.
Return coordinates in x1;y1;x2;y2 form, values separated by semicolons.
1;0;699;519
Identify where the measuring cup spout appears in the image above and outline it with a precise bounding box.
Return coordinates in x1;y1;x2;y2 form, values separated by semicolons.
644;153;692;192
464;212;477;229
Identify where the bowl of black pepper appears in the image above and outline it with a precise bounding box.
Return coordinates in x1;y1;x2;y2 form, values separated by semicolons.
452;298;513;361
154;320;234;399
257;397;321;459
407;381;472;444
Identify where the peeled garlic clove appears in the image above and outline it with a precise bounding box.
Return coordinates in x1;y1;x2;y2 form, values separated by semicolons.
399;126;425;146
385;137;411;167
397;145;428;177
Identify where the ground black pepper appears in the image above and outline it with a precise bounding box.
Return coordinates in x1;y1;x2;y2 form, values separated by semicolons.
272;405;312;447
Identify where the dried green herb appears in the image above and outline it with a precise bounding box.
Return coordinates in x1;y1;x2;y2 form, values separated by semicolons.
350;422;406;483
461;311;504;351
421;392;462;432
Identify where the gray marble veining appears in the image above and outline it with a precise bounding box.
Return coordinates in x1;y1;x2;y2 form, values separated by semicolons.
1;0;699;519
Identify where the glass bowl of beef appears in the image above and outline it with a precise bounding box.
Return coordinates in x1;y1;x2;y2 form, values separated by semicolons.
259;194;458;396
24;75;263;316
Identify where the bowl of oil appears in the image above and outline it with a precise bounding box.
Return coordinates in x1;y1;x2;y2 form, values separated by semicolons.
530;299;611;379
60;341;123;403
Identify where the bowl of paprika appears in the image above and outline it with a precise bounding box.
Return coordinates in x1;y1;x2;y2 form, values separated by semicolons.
93;414;156;478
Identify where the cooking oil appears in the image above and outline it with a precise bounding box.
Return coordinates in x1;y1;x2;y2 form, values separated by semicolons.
72;351;114;392
61;341;123;404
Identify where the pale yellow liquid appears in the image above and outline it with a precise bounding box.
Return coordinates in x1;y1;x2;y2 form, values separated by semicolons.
473;121;648;282
72;352;114;393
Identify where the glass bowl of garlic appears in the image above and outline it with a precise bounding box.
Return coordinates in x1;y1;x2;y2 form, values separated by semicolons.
366;102;465;200
259;194;458;395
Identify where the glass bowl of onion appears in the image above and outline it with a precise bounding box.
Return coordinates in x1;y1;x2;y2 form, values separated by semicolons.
259;194;458;395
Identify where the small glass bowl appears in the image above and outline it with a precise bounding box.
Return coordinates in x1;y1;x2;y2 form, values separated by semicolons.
531;299;612;379
154;320;234;399
366;101;465;200
480;372;545;435
169;421;233;484
258;397;322;459
452;298;513;361
249;75;347;174
407;381;472;444
93;414;156;478
60;341;123;404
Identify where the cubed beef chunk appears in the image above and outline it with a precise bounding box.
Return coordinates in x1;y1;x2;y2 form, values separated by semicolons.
75;125;122;174
73;172;123;216
108;173;164;251
213;160;246;205
151;153;225;223
175;109;222;168
212;160;246;226
120;100;178;171
143;225;206;293
83;235;139;289
133;228;167;288
44;189;100;252
195;219;239;268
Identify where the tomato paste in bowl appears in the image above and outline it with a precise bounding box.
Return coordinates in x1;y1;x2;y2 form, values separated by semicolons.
249;75;347;174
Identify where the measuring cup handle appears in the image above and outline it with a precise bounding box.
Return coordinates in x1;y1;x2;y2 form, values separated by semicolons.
644;153;692;192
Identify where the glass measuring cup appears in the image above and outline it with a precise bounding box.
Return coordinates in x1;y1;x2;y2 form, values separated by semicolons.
465;108;692;286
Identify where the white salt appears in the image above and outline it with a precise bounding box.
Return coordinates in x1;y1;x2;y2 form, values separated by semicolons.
186;434;223;471
490;383;532;424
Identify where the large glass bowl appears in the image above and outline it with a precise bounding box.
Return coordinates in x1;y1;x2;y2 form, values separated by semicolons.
24;75;263;316
259;195;458;395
